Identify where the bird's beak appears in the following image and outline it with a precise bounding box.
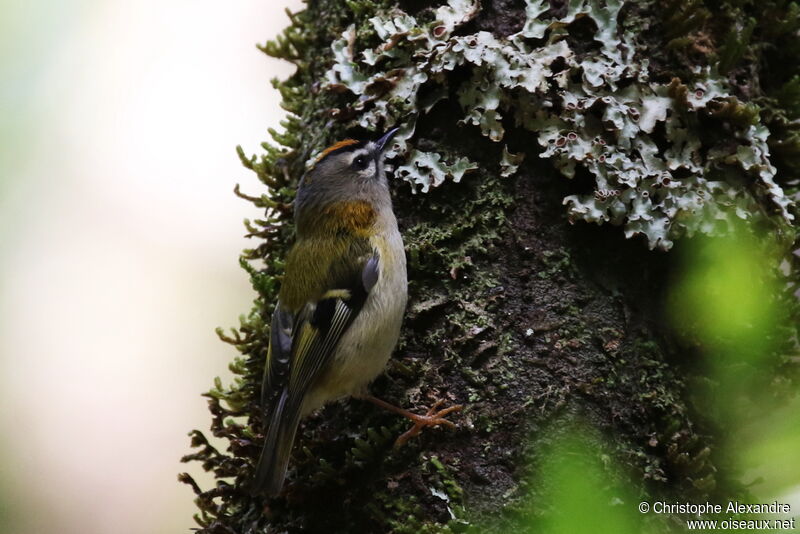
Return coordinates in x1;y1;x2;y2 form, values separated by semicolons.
375;127;400;154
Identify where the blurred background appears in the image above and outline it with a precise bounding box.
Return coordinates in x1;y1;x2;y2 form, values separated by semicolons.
0;1;302;532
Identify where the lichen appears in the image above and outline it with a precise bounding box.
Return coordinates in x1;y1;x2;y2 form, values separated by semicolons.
323;0;796;249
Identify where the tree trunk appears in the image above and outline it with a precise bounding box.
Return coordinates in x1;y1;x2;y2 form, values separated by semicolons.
181;1;800;532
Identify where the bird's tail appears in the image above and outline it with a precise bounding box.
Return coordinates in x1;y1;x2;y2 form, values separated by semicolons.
250;388;302;496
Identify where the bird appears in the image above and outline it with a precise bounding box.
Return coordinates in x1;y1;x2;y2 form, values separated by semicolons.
251;128;462;497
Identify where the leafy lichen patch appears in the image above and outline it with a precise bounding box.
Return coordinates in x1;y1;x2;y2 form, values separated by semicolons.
324;0;795;249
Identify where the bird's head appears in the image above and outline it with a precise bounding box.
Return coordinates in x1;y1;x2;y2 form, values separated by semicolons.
293;128;400;235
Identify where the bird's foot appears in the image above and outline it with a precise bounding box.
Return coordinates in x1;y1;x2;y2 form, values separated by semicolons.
363;395;463;447
394;399;463;447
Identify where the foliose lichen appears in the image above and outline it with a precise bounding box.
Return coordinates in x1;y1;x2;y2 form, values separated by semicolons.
324;0;796;249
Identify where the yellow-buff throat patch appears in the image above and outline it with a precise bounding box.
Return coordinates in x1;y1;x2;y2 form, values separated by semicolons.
323;201;377;236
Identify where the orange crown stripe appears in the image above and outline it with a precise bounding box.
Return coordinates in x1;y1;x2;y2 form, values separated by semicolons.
316;138;360;162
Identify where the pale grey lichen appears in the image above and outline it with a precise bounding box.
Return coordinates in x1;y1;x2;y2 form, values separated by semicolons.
321;0;795;250
396;149;478;193
500;146;526;178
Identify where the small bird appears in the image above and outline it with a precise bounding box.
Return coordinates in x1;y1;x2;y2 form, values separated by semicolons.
251;128;461;497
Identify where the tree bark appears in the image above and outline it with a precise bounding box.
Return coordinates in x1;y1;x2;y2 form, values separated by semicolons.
181;1;800;532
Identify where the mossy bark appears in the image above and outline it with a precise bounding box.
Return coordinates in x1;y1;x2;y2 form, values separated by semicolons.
180;1;800;533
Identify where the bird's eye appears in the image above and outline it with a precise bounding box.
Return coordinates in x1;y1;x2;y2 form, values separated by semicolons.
352;155;368;170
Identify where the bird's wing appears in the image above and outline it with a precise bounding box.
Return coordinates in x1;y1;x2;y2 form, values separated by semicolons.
253;240;379;495
260;237;378;409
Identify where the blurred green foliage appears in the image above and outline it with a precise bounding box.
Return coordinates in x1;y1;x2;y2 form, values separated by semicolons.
524;426;646;534
669;228;781;390
669;225;800;499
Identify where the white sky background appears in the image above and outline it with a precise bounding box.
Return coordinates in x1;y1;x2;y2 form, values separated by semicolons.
0;1;304;532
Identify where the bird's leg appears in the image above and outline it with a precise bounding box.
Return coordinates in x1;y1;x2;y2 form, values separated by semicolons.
362;395;463;447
